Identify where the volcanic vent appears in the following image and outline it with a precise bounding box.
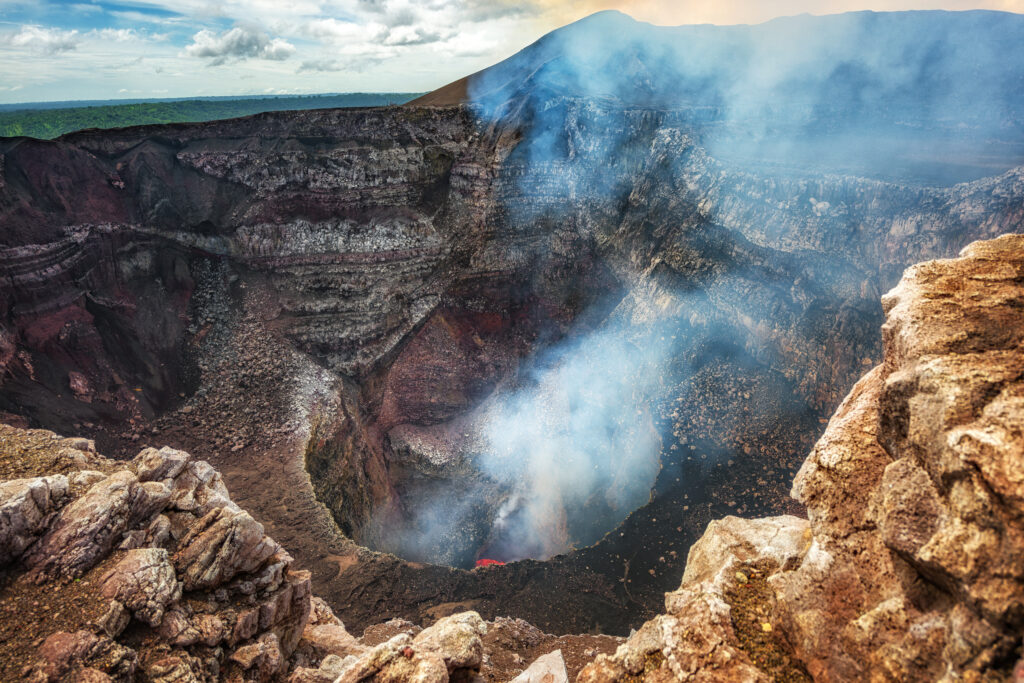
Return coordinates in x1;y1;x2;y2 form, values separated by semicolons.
343;324;667;569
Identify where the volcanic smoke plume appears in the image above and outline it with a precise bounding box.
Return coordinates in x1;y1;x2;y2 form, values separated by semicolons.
476;325;671;561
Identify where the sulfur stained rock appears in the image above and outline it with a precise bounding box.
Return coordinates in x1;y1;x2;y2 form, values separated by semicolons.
579;234;1024;682
579;585;769;683
0;474;68;565
682;515;809;586
778;234;1024;679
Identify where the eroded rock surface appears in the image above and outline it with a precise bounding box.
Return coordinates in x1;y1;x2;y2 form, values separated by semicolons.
0;429;313;682
0;474;68;564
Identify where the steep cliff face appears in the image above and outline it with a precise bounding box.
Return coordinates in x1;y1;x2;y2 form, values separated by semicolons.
1;99;1022;634
580;234;1024;681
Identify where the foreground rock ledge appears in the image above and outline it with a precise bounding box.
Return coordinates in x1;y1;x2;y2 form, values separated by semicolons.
1;233;1022;682
580;233;1024;682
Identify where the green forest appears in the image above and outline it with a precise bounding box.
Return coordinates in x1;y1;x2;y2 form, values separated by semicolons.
0;93;423;139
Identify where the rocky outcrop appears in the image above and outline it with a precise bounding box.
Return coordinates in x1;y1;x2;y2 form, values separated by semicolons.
0;474;68;564
0;429;314;682
579;234;1024;681
99;548;181;627
511;650;569;683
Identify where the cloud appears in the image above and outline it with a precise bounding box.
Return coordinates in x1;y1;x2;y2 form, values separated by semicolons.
297;58;343;72
297;55;384;72
383;25;447;45
301;17;377;41
93;28;138;42
9;25;81;55
454;0;529;22
184;26;296;65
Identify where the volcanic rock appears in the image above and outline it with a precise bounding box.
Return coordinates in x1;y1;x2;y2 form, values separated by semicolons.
1;82;1022;635
22;470;167;582
510;649;569;683
172;506;280;590
411;610;488;672
0;428;316;681
99;548;181;627
0;474;68;564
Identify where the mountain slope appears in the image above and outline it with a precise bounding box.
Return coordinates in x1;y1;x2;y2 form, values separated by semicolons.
415;9;1024;183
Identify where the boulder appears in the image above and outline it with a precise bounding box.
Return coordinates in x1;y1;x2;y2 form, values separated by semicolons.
334;633;448;683
411;611;487;672
23;471;169;582
510;650;569;683
134;446;190;483
682;515;809;586
168;460;235;516
100;548;182;627
0;474;68;565
172;506;280;590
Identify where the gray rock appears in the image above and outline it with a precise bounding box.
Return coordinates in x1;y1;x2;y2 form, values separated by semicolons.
412;610;487;672
172;506;280;590
511;650;569;683
100;548;182;627
134;446;190;483
0;474;68;565
95;600;130;638
23;471;166;582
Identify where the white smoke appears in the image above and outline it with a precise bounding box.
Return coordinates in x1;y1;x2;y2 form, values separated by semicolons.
475;323;671;561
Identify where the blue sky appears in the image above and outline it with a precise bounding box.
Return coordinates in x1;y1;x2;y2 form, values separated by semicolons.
1;0;1021;104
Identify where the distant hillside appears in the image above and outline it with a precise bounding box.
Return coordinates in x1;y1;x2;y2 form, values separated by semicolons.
413;10;1024;184
0;93;424;139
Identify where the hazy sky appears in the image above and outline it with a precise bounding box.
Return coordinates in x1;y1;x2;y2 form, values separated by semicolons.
0;0;1021;104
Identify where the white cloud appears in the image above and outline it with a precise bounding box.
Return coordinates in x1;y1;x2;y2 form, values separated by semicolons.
297;58;343;72
93;28;138;42
301;17;381;42
297;54;384;72
184;26;296;65
383;25;446;45
9;25;81;55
